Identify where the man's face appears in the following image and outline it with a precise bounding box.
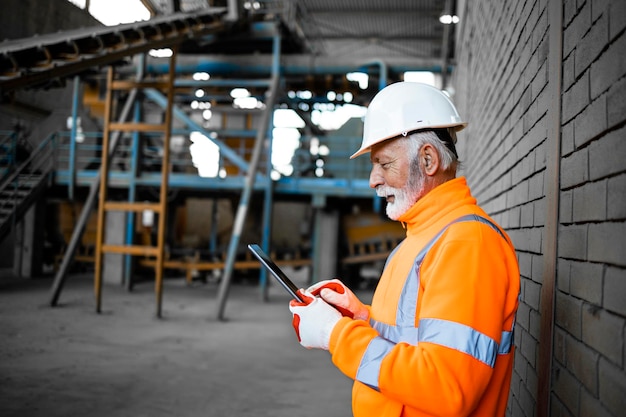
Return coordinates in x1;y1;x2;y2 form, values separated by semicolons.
369;138;425;220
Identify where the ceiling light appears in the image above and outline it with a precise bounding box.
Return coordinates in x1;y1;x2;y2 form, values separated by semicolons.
192;72;210;81
149;48;173;58
439;14;460;24
230;88;250;99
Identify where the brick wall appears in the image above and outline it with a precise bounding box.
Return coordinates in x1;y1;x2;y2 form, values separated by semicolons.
453;0;626;416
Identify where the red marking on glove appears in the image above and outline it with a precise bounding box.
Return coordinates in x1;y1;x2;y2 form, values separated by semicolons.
309;282;353;318
290;289;315;342
292;289;314;306
292;314;302;342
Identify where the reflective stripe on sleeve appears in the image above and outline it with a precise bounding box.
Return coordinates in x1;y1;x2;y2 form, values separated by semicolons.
372;320;418;345
418;318;498;367
355;336;396;391
499;329;513;354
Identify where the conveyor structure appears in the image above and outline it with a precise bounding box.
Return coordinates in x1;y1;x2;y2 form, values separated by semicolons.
0;8;229;94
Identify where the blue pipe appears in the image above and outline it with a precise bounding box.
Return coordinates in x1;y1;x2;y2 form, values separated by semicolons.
259;31;282;299
174;79;272;88
144;62;451;77
69;76;80;200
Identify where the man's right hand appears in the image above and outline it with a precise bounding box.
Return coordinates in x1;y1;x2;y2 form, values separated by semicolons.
308;279;370;321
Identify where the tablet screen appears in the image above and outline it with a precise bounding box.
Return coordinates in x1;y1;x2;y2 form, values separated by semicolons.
247;244;304;302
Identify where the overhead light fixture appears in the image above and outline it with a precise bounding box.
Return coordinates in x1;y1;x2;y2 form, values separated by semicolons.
149;48;173;58
439;14;460;24
243;1;261;10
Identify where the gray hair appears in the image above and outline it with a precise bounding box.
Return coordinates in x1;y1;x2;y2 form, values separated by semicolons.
404;130;458;173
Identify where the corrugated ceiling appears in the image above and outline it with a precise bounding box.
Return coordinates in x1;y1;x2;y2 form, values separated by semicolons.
145;0;457;68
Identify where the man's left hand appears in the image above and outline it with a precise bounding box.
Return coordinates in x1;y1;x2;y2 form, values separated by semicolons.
289;290;342;350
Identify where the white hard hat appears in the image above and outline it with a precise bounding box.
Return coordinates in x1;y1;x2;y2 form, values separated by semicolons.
351;82;467;159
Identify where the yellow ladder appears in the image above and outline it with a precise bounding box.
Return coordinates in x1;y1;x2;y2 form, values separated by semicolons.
94;50;177;317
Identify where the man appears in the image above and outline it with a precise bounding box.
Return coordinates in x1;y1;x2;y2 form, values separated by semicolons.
289;82;520;417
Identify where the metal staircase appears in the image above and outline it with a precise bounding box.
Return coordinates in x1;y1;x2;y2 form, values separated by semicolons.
0;134;56;242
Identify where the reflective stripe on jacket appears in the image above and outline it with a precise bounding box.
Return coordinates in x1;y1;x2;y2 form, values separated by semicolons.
329;177;520;417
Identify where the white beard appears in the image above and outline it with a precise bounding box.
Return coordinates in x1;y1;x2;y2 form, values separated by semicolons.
376;185;415;220
376;164;426;220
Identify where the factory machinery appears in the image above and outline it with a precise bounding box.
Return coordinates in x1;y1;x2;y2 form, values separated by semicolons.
0;2;407;318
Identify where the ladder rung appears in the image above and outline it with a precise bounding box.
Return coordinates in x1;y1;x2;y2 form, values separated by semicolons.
101;244;160;256
108;122;167;132
110;80;171;90
103;202;162;212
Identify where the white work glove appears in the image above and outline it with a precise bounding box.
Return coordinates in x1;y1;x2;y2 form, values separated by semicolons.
308;279;369;321
289;290;342;350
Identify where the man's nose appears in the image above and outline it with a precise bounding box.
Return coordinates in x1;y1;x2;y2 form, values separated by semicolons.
369;165;383;189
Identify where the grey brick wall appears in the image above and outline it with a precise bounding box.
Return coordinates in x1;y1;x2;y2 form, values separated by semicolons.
453;0;626;416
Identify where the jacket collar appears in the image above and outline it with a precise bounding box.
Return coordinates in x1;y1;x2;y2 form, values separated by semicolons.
397;176;476;235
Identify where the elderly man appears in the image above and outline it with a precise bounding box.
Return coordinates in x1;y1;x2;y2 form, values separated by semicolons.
289;82;520;417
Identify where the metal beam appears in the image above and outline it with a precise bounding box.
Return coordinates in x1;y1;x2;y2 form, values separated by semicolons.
440;0;453;88
215;28;282;321
143;54;450;76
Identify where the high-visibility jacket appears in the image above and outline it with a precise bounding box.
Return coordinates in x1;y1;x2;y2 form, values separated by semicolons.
329;177;520;417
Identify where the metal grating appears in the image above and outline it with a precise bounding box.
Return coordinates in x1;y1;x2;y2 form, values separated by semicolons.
297;0;447;63
140;0;455;68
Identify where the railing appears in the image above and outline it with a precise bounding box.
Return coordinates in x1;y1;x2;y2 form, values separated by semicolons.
0;133;56;191
0;131;17;180
0;132;57;238
54;129;267;179
49;128;373;197
54;128;369;182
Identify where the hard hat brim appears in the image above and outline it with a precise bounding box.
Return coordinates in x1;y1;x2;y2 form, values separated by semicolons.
350;123;467;159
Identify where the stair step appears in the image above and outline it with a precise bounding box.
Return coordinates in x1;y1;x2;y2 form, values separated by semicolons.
1;189;30;196
17;175;43;183
15;180;41;187
2;182;37;192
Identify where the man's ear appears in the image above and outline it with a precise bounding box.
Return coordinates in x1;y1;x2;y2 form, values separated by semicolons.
420;144;439;176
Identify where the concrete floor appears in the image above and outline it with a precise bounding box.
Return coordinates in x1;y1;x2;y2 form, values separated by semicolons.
0;267;372;417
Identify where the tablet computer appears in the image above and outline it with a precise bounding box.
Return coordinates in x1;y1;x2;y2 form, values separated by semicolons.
247;243;304;302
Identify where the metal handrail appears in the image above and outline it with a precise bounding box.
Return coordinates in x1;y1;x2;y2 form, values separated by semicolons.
0;131;18;168
53;130;369;184
0;132;56;194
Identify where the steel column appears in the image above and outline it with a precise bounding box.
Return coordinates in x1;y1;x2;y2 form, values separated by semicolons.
94;66;117;313
69;76;80;200
215;24;281;320
125;53;147;289
153;47;178;318
259;32;281;301
537;0;563;415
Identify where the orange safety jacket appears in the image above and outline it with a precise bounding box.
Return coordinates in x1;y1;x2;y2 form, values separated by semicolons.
329;177;520;417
